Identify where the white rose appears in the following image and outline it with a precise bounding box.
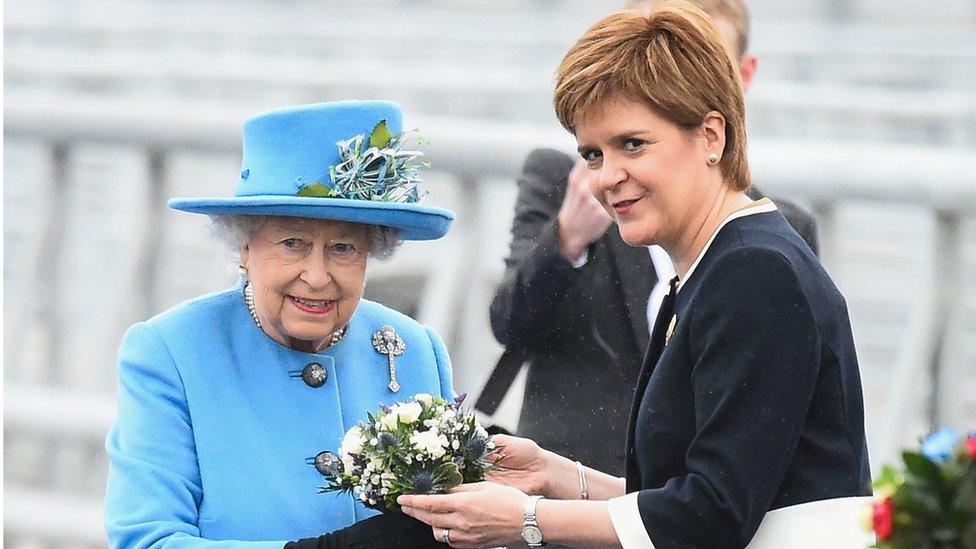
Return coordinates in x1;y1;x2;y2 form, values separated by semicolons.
342;454;356;475
340;426;364;456
410;429;448;459
378;413;399;431
394;402;423;424
369;457;384;471
378;402;424;430
414;393;434;405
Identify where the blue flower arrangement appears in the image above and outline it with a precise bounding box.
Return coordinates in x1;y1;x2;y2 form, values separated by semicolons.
296;120;428;204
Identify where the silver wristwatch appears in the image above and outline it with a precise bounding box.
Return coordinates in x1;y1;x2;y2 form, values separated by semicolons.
521;495;546;547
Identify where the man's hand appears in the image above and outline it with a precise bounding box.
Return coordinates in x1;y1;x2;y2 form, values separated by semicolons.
556;160;612;264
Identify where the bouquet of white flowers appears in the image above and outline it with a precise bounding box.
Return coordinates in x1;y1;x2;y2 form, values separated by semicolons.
310;393;500;512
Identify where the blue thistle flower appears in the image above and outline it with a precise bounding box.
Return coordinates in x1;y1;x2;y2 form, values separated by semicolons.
465;436;488;458
377;432;398;452
452;455;465;467
454;393;467;407
410;471;437;494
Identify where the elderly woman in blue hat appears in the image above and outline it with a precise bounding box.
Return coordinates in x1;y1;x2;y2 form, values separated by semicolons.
105;101;454;548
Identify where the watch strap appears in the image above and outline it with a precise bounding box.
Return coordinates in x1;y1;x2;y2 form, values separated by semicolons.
522;495;546;547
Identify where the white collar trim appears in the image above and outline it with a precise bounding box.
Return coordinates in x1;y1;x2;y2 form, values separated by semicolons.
676;198;777;293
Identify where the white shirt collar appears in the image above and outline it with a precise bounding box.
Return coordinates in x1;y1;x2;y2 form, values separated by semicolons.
676;198;777;293
645;245;677;335
647;245;676;282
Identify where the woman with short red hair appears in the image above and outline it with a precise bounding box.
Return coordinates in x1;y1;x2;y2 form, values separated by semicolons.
399;2;871;547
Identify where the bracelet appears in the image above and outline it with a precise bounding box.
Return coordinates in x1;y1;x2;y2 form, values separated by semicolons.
575;460;589;500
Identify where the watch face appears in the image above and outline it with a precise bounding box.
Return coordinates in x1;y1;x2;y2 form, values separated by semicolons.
522;526;544;545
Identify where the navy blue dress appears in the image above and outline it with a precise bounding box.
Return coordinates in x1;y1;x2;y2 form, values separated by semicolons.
624;206;870;548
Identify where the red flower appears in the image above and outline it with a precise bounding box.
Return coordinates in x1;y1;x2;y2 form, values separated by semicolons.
873;496;894;541
966;435;976;460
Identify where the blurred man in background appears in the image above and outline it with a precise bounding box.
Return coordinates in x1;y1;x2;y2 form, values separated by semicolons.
477;0;819;476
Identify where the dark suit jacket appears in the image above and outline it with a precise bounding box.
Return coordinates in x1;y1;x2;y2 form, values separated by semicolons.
484;148;820;475
626;208;870;548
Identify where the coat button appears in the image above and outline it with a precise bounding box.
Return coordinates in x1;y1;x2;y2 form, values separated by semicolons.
291;362;328;388
308;450;341;477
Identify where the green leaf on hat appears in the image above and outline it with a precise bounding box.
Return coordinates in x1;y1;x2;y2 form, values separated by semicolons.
296;183;338;198
369;119;393;149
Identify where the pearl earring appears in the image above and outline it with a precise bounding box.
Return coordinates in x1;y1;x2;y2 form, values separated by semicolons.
239;265;249;281
708;153;719;165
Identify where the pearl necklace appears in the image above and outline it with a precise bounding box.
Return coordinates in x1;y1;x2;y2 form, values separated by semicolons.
242;282;347;348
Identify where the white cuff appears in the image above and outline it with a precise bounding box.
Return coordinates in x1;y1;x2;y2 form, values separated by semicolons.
607;492;654;548
747;496;875;548
570;249;589;269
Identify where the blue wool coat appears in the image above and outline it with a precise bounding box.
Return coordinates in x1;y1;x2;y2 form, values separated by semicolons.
105;283;455;548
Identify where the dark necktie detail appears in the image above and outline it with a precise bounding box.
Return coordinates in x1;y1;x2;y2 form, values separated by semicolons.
625;276;679;492
653;276;679;353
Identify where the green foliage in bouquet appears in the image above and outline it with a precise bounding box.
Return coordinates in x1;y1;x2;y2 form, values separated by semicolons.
312;393;500;513
867;428;976;548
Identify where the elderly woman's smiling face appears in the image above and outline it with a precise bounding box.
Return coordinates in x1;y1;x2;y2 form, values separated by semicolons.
240;217;370;353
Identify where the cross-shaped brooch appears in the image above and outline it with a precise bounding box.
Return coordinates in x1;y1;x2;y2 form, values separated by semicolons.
372;325;405;392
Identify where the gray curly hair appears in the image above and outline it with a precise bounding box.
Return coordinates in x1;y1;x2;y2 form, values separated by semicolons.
208;214;403;260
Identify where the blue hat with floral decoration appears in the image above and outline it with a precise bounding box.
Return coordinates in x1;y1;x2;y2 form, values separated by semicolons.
169;100;454;240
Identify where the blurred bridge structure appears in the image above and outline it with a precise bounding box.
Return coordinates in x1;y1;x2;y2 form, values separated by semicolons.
4;0;976;547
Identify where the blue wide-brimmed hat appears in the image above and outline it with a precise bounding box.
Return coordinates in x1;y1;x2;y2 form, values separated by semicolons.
169;100;454;240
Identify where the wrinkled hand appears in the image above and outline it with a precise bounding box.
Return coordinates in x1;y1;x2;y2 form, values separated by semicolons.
556;160;613;263
398;482;526;549
486;434;552;498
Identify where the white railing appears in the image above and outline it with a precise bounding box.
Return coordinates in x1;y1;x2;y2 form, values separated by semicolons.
6;47;975;146
5;95;976;547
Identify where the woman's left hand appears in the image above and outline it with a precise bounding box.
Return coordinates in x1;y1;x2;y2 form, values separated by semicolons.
397;482;527;548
